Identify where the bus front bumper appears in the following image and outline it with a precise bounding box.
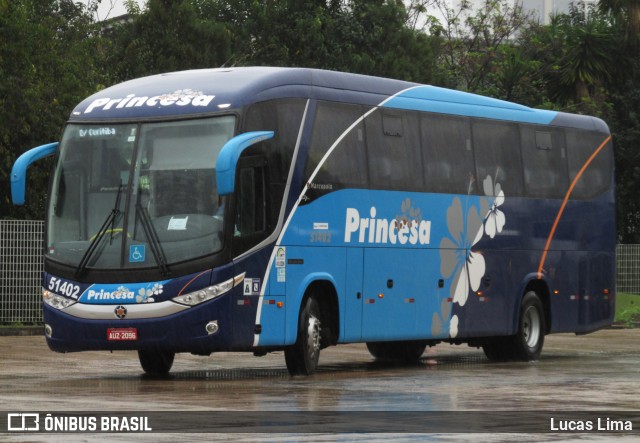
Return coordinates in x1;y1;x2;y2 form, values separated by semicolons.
41;296;249;354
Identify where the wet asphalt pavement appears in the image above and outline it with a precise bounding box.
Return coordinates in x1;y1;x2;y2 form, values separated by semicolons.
1;328;640;441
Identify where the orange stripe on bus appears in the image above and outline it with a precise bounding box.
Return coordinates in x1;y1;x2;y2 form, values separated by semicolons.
178;270;210;296
537;135;612;279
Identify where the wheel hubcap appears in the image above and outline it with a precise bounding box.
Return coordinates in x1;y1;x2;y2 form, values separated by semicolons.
306;315;321;359
522;306;541;349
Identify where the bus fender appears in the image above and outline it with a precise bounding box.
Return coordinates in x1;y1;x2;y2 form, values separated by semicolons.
285;272;339;345
509;273;551;335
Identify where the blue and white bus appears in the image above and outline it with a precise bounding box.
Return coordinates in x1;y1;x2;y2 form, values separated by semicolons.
12;67;615;375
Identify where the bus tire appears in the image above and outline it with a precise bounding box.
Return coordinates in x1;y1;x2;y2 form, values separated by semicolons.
366;340;427;362
138;349;175;375
482;291;545;362
481;337;510;362
285;297;322;376
512;291;545;361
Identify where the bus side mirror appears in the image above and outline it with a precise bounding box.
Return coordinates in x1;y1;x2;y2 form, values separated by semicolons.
11;142;59;205
216;131;274;196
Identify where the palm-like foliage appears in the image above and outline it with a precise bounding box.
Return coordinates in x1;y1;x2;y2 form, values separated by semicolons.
599;0;640;47
546;4;620;103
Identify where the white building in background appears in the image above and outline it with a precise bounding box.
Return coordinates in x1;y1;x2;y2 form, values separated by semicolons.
443;0;597;25
519;0;598;24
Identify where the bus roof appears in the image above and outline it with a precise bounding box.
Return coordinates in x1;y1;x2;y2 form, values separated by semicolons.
70;67;608;132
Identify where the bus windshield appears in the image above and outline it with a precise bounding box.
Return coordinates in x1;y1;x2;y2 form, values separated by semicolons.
47;116;236;272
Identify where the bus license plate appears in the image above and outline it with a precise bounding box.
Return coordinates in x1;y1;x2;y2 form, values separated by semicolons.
107;328;138;341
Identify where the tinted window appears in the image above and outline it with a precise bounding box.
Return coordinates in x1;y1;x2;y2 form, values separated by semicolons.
233;156;269;255
306;101;368;188
566;130;613;199
473;120;523;196
236;161;267;236
521;126;568;198
366;109;423;191
243;99;306;224
421;114;475;194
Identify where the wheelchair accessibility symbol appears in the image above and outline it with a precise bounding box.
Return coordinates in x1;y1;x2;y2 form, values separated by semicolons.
129;245;146;263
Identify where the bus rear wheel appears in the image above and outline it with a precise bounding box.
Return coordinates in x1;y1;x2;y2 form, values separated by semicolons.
285;297;322;376
482;291;545;362
366;340;427;362
513;291;545;360
138;349;175;375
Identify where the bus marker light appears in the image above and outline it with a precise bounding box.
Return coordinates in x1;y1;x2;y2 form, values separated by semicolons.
44;324;52;338
553;290;560;295
405;298;415;303
234;273;246;287
277;302;284;308
603;289;610;295
378;293;384;299
173;276;238;306
206;321;219;335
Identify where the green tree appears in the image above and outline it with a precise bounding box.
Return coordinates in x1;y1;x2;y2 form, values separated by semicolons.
199;0;438;83
543;4;620;105
599;0;640;48
428;0;534;92
610;73;640;242
105;0;232;83
0;0;106;220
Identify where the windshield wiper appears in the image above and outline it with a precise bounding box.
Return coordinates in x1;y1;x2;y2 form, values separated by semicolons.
75;182;123;278
135;204;171;276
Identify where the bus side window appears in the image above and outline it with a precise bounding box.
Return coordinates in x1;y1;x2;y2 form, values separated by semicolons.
233;155;268;254
566;130;613;200
472;120;523;196
521;126;568;199
305;101;368;189
243;99;306;227
421;114;476;195
366;110;421;191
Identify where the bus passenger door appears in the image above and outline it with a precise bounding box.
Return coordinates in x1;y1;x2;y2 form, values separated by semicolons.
343;247;364;342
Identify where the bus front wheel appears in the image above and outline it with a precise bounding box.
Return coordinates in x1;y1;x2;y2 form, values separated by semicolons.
285;297;322;376
138;349;175;375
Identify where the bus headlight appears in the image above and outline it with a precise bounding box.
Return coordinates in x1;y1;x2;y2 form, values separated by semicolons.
42;289;76;310
172;278;235;306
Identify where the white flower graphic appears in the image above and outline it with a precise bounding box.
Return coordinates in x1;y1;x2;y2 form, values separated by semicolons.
440;197;486;308
438;177;507;338
136;284;163;303
150;283;163;296
482;175;505;239
449;315;459;338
